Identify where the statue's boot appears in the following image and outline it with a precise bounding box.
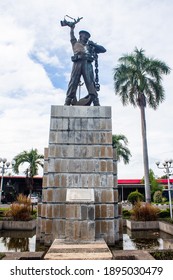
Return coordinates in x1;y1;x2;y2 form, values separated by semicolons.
64;97;72;106
76;95;92;106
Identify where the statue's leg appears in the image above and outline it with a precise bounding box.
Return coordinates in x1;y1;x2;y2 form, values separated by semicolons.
92;95;100;106
64;62;81;105
82;62;100;106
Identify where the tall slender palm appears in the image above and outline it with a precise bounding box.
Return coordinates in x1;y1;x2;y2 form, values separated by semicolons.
112;134;131;164
12;148;44;195
113;48;170;202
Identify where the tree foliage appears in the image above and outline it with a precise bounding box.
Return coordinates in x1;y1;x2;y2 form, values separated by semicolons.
141;169;163;201
113;48;170;109
112;134;131;164
153;190;162;204
113;47;170;202
127;190;144;205
13;148;44;176
12;148;44;193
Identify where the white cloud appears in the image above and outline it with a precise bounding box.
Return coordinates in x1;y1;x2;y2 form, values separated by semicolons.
0;0;173;179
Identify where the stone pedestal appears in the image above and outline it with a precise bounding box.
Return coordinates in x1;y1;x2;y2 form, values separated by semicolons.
36;106;119;245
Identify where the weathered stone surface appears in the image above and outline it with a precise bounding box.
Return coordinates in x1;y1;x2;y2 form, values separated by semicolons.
2;220;36;230
42;175;48;188
50;106;112;118
126;220;159;230
111;250;155;260
45;219;52;234
64;220;95;241
37;106;118;245
114;189;119;202
2;252;45;260
52;204;66;218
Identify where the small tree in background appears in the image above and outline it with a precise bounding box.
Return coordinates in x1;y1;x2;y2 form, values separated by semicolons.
127;190;144;205
153;190;163;204
12;148;44;196
141;169;163;202
112;134;131;164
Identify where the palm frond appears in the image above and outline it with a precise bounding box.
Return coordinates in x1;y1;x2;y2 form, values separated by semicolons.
112;134;132;165
12;148;44;177
113;47;170;110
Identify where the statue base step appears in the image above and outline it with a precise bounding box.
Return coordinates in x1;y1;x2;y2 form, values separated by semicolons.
44;238;112;260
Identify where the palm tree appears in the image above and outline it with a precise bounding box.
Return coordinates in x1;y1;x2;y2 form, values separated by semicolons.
113;48;170;202
112;134;131;164
12;148;44;195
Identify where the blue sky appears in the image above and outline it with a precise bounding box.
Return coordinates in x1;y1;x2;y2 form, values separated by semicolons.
0;0;173;179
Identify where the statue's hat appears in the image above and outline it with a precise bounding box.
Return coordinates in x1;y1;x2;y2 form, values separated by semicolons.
79;30;91;38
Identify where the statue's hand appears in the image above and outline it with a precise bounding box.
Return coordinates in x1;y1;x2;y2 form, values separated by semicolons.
70;24;75;29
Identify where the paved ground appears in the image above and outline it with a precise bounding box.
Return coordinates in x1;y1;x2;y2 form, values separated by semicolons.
111;249;155;260
1;252;45;260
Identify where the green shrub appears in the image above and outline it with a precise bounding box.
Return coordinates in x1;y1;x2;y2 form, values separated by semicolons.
131;201;160;221
164;217;173;224
0;208;9;219
153;190;162;203
127;190;144;205
31;208;37;219
0;209;5;217
151;251;173;260
122;209;131;219
158;208;170;218
0;253;5;260
162;196;167;203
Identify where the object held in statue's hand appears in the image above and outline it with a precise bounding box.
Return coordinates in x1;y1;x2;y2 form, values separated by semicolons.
60;15;83;28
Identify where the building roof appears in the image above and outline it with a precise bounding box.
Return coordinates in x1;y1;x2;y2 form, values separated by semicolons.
118;179;173;184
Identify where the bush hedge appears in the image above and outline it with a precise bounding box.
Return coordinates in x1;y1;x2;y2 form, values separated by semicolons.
127;190;144;205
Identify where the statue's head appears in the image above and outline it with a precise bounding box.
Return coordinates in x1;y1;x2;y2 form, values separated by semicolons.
79;30;91;44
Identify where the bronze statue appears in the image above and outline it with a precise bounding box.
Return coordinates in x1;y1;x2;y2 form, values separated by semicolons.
61;16;106;106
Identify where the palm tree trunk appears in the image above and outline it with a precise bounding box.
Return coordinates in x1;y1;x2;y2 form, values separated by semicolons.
140;104;151;203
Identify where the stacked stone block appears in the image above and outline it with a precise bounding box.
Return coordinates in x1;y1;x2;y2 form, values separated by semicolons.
36;106;119;245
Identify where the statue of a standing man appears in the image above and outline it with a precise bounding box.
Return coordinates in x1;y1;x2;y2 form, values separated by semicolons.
64;23;106;106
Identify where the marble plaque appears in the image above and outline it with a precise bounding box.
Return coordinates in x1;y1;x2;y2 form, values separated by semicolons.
66;188;94;202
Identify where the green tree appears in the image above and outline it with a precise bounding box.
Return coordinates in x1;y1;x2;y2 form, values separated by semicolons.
12;148;44;195
127;190;144;205
113;48;170;202
153;190;162;204
141;169;163;202
112;134;131;164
